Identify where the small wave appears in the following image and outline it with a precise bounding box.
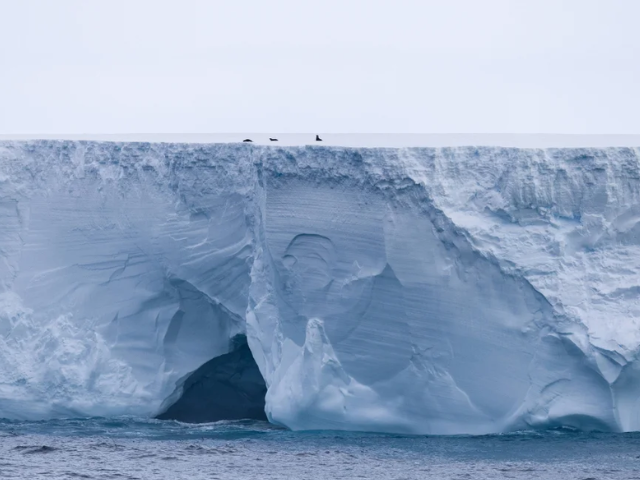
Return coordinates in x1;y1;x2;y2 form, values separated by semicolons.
14;445;57;454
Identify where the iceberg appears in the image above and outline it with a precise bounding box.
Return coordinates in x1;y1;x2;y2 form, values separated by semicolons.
1;140;639;434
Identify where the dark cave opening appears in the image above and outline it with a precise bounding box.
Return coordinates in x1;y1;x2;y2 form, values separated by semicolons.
156;335;267;423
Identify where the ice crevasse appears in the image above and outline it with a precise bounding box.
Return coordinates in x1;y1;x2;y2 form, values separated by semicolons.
1;140;640;435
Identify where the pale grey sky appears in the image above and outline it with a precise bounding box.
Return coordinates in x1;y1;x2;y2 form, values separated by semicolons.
1;0;638;134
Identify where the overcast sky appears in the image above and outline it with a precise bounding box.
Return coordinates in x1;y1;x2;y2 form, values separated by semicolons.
1;0;638;134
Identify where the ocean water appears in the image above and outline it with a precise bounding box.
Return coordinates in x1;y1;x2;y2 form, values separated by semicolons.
0;418;639;479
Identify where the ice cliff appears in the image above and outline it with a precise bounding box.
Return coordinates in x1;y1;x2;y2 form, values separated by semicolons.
1;140;640;434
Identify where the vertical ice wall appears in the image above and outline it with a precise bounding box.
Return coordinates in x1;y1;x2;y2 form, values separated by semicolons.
246;146;640;433
1;141;640;434
0;142;256;418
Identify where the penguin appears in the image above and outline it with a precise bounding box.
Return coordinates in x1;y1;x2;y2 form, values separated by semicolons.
269;138;278;141
243;139;253;142
316;135;322;141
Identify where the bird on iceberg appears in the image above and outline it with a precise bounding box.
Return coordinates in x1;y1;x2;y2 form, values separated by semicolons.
316;135;322;141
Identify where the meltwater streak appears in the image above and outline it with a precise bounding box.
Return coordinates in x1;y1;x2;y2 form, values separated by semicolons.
1;140;640;434
1;419;640;480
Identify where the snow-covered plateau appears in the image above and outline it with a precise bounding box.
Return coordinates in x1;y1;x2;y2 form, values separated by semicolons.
1;140;640;435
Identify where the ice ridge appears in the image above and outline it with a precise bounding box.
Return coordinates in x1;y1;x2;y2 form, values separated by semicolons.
1;140;639;434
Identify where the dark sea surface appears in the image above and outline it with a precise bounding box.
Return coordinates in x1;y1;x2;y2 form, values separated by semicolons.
1;417;639;479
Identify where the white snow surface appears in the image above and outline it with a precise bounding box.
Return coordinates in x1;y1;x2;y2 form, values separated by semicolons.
1;140;640;434
3;133;640;148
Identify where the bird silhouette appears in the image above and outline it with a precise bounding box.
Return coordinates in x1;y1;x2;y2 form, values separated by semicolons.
316;135;322;141
243;139;253;142
269;138;278;141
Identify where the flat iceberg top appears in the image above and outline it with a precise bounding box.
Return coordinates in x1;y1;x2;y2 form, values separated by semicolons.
1;140;640;434
1;133;640;148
